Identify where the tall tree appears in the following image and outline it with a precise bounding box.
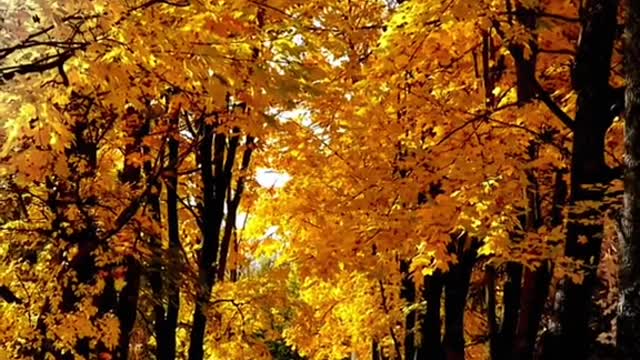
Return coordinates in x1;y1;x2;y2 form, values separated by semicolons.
551;1;621;358
618;0;640;357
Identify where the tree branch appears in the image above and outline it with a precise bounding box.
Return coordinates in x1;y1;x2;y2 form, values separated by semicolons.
532;79;575;130
0;285;22;304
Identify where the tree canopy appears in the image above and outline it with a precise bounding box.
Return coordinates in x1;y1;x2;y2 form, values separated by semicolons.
0;0;636;359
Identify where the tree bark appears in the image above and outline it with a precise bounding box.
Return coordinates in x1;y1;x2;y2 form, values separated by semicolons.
498;263;522;360
617;1;640;357
417;271;445;360
490;5;542;357
486;266;499;360
443;237;478;360
552;1;620;358
217;133;254;282
151;113;181;360
189;121;235;360
188;122;223;360
513;263;550;360
163;113;181;360
400;260;416;360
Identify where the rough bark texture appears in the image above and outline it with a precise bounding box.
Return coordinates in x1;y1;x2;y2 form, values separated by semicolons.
618;1;640;357
552;0;619;358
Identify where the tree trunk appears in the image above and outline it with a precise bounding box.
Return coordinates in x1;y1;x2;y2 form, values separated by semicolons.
489;5;542;357
116;256;141;360
486;266;499;360
617;1;640;357
497;263;522;360
418;271;445;360
400;260;416;359
188;122;222;360
513;263;550;360
151;113;181;360
553;1;620;358
514;171;565;360
189;121;233;360
163;113;181;360
217;133;254;282
443;238;478;360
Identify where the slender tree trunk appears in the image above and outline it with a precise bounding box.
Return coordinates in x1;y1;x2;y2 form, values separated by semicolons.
400;260;416;359
513;263;550;360
485;6;541;357
514;171;565;360
117;132;162;360
217;133;254;282
189;122;231;360
418;271;445;360
151;113;181;360
618;2;640;357
486;266;499;360
372;341;387;360
134;118;162;360
497;263;522;359
188;123;220;360
502;5;550;359
150;252;166;360
163;113;181;360
509;164;543;360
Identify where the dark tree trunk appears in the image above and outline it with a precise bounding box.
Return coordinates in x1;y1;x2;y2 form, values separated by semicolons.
163;113;181;360
507;6;551;359
116;113;169;360
497;263;522;360
372;341;387;360
551;1;620;358
400;260;416;360
618;1;640;357
513;263;550;360
150;255;166;359
215;127;240;282
489;5;543;358
510;164;544;360
151;113;181;360
188;122;223;360
418;271;445;360
137;119;163;360
65;108;147;360
217;133;254;282
189;120;236;360
514;171;565;360
486;266;499;360
443;238;478;360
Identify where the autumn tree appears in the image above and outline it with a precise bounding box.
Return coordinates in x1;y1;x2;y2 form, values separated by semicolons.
1;0;637;360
